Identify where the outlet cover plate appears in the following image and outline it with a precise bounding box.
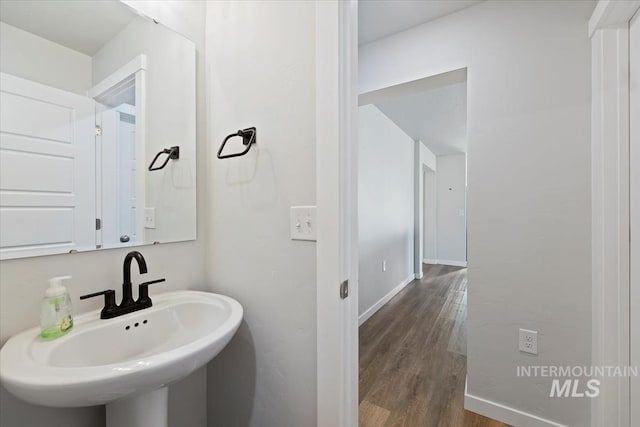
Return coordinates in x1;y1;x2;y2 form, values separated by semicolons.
519;328;538;355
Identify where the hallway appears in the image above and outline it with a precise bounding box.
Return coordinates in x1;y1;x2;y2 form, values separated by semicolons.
359;265;509;427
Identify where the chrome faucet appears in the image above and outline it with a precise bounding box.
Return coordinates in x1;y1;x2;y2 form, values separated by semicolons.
80;251;165;319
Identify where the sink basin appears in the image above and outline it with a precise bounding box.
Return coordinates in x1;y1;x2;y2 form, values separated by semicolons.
0;291;242;410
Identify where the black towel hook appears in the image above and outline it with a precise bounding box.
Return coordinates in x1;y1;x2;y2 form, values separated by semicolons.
217;127;257;159
148;146;180;171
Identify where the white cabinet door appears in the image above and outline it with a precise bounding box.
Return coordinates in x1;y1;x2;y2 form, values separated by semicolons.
631;9;640;425
0;73;96;258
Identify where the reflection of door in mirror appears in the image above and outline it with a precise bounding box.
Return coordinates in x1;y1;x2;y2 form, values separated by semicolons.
100;105;138;248
0;73;96;259
91;64;146;250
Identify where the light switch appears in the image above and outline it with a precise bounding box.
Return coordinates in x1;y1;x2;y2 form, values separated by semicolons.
290;206;316;241
145;207;156;229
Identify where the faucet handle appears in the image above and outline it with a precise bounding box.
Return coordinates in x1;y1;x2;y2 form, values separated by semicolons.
80;290;117;319
137;278;166;306
80;289;114;300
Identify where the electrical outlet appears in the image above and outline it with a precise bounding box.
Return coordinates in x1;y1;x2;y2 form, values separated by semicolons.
382;260;386;272
519;329;538;355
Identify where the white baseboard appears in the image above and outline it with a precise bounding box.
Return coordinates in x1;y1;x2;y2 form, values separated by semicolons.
421;259;467;267
439;259;467;267
358;275;414;326
415;272;423;279
464;378;566;427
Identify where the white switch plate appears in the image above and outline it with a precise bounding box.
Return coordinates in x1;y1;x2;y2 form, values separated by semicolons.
519;328;538;355
290;206;316;241
382;260;386;272
144;207;156;229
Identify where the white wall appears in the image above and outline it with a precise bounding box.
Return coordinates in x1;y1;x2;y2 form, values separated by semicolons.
205;1;318;426
436;153;466;264
0;22;92;94
423;166;437;261
358;104;415;317
92;14;197;245
360;1;592;425
0;2;208;426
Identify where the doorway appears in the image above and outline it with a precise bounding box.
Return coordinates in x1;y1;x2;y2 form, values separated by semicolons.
89;56;147;250
318;1;632;426
356;69;487;425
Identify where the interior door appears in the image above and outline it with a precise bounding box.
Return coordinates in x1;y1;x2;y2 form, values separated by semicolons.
0;73;96;258
630;9;639;426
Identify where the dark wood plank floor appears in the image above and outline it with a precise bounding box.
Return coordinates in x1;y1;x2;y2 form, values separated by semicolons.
359;264;510;427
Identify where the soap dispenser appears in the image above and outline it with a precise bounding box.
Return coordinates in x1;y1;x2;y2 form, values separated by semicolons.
40;276;74;339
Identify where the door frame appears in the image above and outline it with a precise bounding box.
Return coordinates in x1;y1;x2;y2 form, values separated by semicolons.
630;11;640;427
317;1;640;425
89;54;147;248
315;1;359;426
589;1;640;426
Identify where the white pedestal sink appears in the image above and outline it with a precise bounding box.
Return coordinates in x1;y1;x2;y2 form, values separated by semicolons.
0;291;243;427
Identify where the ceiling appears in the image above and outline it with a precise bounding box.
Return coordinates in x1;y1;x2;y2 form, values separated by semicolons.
0;0;136;56
374;81;467;155
358;0;482;45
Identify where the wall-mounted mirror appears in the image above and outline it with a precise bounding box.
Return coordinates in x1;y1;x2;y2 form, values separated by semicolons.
0;0;196;260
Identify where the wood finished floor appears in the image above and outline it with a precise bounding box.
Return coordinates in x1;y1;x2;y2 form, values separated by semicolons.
359;264;510;427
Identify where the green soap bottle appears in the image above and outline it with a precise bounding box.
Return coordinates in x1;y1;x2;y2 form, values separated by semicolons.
40;276;74;339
